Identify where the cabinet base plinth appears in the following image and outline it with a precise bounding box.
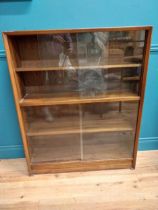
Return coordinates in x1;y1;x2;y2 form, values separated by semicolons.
30;159;133;175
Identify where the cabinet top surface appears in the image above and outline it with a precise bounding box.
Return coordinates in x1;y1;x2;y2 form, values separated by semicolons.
3;26;152;36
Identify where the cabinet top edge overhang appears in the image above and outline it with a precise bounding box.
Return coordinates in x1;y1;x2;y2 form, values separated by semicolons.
2;25;153;36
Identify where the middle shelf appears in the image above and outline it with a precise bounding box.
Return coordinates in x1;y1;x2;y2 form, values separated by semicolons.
20;91;140;107
16;60;142;72
27;112;133;137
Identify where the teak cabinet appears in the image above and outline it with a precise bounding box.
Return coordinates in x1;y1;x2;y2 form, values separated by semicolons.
3;26;152;175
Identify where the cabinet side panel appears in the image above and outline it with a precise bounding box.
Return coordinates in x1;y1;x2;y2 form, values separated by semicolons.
132;28;152;168
2;33;31;174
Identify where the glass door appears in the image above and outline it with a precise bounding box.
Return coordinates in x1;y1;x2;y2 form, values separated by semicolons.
17;29;146;164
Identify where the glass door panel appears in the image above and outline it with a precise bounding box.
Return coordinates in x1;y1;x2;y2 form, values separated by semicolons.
83;132;134;160
81;102;138;160
13;30;145;70
23;105;82;163
23;102;138;163
15;30;145;100
23;102;139;163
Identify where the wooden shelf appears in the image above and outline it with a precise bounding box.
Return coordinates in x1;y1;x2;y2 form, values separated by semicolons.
16;60;141;72
27;112;134;137
20;92;140;107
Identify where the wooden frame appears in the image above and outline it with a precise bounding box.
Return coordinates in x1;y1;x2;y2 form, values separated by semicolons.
3;26;152;175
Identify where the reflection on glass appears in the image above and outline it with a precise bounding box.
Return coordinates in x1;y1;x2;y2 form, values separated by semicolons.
34;30;145;67
15;30;145;69
16;30;145;100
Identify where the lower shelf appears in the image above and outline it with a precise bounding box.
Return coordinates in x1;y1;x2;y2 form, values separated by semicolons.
27;112;134;136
